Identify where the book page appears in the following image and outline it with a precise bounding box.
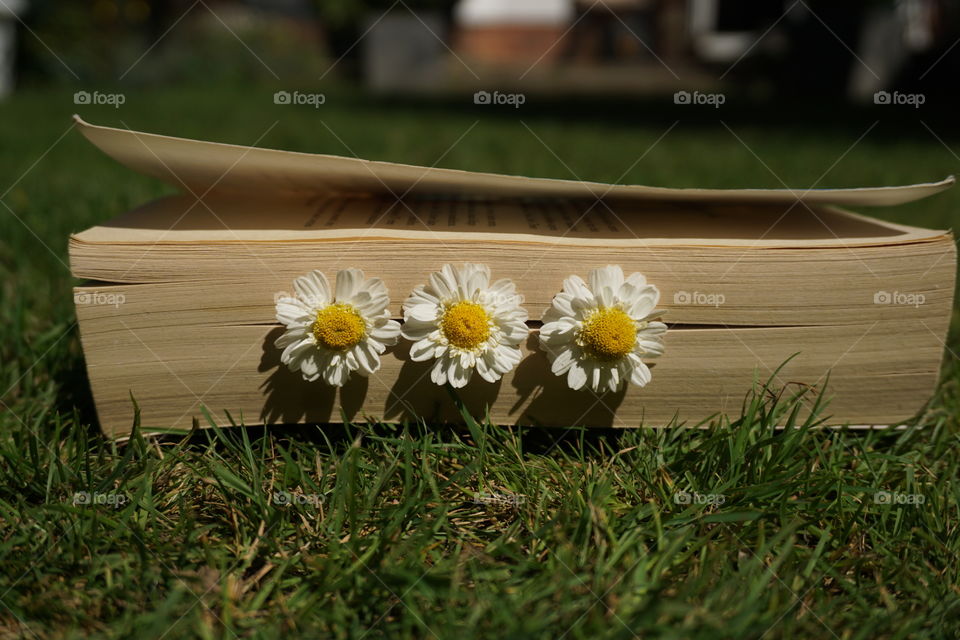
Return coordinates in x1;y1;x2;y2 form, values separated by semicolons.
74;116;954;207
72;194;945;248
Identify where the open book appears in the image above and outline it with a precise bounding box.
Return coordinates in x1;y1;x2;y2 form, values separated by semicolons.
69;117;957;436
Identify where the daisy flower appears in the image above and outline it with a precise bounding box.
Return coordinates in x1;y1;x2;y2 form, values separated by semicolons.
539;265;666;393
274;268;401;386
401;263;529;388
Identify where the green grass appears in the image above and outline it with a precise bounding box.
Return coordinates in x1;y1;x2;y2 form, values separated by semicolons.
1;84;960;638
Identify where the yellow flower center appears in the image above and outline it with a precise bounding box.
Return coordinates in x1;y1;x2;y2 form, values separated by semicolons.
312;303;365;350
440;301;491;350
578;307;637;361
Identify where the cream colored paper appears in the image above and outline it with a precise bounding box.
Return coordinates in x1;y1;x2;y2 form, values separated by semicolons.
74;116;954;207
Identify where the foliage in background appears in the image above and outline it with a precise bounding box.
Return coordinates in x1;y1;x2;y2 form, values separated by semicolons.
16;0;329;85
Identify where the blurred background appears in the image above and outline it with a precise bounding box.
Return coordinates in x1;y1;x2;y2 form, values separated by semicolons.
2;0;959;101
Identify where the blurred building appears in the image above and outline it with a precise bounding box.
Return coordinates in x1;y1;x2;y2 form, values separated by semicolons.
0;0;27;97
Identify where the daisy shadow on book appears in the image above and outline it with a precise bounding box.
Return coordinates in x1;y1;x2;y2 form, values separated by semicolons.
258;326;369;425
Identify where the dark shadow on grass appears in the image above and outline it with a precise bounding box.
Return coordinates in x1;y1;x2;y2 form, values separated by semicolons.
139;414;629;460
51;322;102;438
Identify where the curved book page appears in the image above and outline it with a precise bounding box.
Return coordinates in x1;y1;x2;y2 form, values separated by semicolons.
73;116;954;207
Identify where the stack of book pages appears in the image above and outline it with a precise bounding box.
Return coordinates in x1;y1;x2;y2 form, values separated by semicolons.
69;117;956;437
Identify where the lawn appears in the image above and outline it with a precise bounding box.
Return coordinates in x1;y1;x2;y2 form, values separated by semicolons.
1;84;960;638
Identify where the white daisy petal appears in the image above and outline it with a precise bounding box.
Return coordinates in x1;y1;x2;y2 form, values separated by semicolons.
549;347;576;375
359;276;388;298
499;321;529;345
476;355;500;383
298;351;320;377
590;364;603;392
409;338;436;362
645;320;668;335
370;320;401;344
275;297;314;327
274;327;308;350
608;366;620;393
492;344;521;373
342;347;356;370
366;337;387;355
351;342;378;374
293;271;331;308
430;359;449;386
335;268;364;301
487;278;517;304
539;318;578;347
430;265;458;299
589;265;624;307
550;292;576;318
400;320;436;342
280;337;314;366
637;334;665;357
563;274;590;298
630;360;652;387
449;359;472;388
567;362;588;390
323;361;343;386
300;358;321;382
407;303;439;322
404;286;436;308
459;263;489;300
628;287;660;320
352;292;390;316
623;271;647;289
